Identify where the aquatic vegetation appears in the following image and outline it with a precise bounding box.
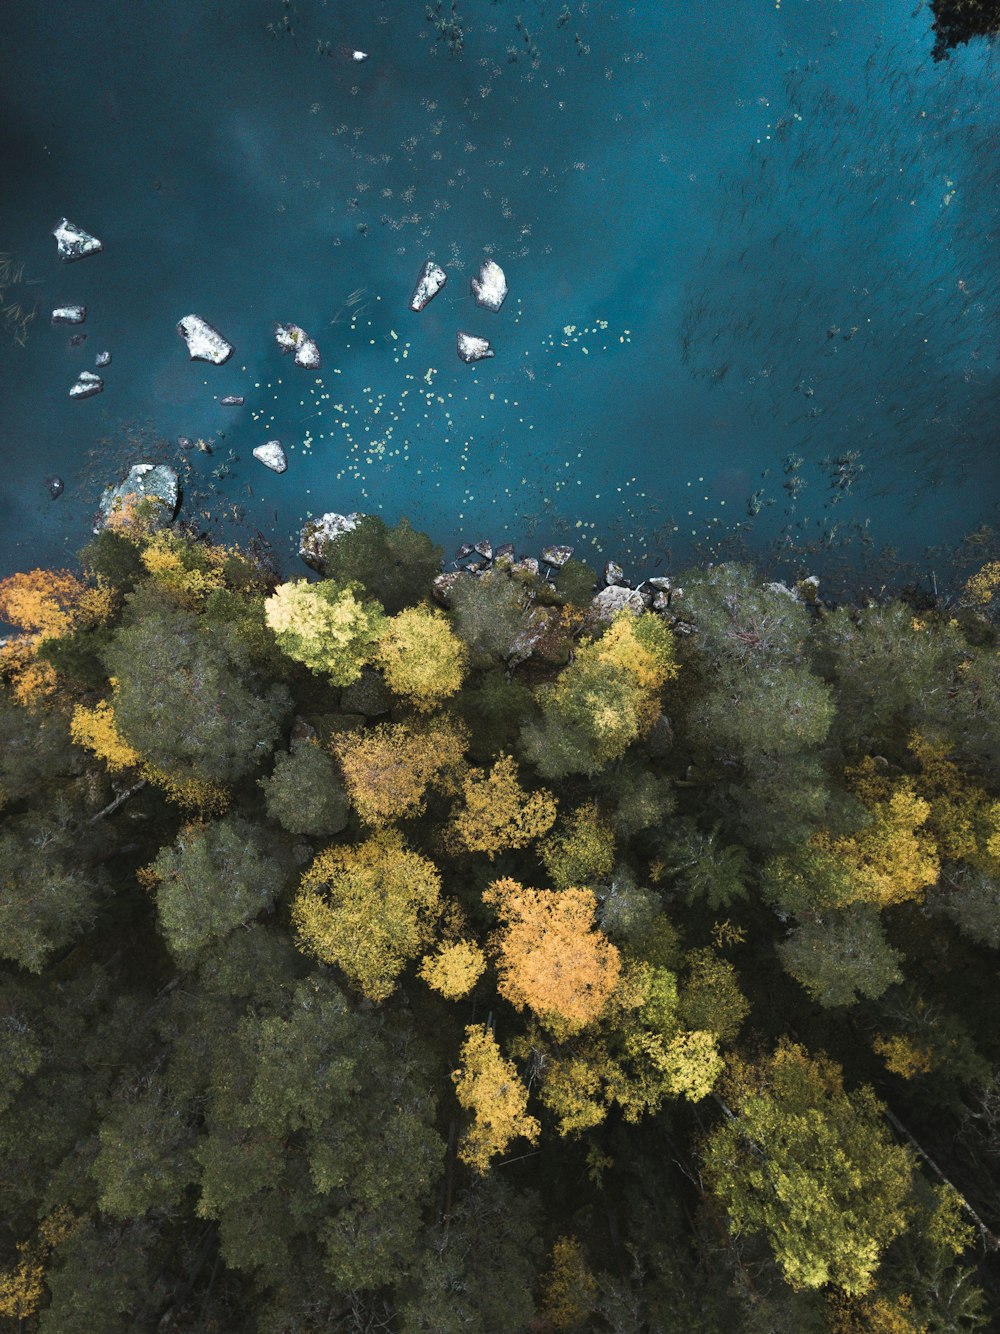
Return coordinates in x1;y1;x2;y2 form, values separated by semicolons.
0;252;37;346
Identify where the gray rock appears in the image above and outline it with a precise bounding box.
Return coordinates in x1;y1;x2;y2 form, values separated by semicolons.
52;305;85;324
409;260;447;312
507;606;552;667
604;560;626;587
340;666;392;717
52;218;102;262
253;441;288;473
474;539;493;561
274;322;321;370
432;570;469;607
95;463;179;533
651;591;671;613
45;476;64;500
457;332;494;363
495;542;516;559
176;315;234;365
95;350;112;368
585;585;647;627
764;581;796;600
471;259;508;312
69;371;103;400
299;510;366;572
219;395;245;406
541;544;574;568
454;543;475;560
511;557;539;577
176;436;194;450
647;576;672;592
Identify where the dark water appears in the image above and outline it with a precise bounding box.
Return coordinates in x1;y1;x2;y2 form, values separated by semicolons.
1;0;998;583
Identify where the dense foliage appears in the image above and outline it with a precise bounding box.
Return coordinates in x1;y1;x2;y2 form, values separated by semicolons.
1;518;999;1331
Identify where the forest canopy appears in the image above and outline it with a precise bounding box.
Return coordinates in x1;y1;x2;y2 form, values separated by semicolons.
0;513;999;1331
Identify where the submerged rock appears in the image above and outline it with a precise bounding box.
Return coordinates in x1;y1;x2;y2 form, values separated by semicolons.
253;441;288;474
68;332;88;348
176;436;194;450
95;463;179;533
176;315;234;365
45;476;64;500
95;350;112;367
299;511;365;572
219;394;245;407
274;323;321;370
541;544;574;568
52;305;86;324
457;332;494;363
409;260;447;312
471;260;508;312
454;542;475;561
69;371;103;400
52;218;102;262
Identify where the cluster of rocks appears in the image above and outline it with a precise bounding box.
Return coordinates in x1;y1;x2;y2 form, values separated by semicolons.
52;220;110;409
409;257;507;364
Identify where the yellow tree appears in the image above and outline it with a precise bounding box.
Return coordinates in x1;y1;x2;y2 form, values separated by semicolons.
332;718;467;825
375;605;467;711
419;939;486;999
451;1025;540;1172
265;578;386;684
484;878;621;1038
449;753;557;856
0;568;113;705
293;831;442;1000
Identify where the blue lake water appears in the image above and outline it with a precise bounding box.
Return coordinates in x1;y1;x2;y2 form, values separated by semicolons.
1;0;998;585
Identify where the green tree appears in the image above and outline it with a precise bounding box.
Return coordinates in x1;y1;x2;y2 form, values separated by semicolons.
702;1041;914;1294
259;739;349;837
314;515;443;613
450;569;534;665
777;905;904;1007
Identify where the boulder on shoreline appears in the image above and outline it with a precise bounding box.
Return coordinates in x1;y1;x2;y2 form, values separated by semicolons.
274;323;321;370
95;463;179;533
253;441;288;474
457;332;494;363
471;260;508;312
299;511;366;572
585;585;648;628
409;260;447;312
540;544;573;568
52;218;102;262
177;315;234;365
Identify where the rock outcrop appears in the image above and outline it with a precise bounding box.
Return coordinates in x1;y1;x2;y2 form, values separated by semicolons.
409;260;447;312
69;371;103;400
471;260;508;312
274;323;321;370
298;511;365;572
253;441;288;473
457;332;494;363
95;464;179;533
541;545;574;568
176;315;234;365
52;306;85;324
52;218;102;262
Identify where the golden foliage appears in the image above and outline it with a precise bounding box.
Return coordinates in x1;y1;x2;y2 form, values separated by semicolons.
590;611;678;693
265;579;385;683
0;1245;44;1319
963;560;1000;607
872;1033;933;1080
144;766;230;816
293;831;442;1000
419;939;486;999
1;641;58;707
140;531;227;605
540;1236;599;1331
333;717;468;825
484;878;621;1037
925;1183;975;1258
536;1049;607;1135
817;758;940;908
910;732;1000;874
70;700;142;772
449;753;557;856
452;1025;540;1172
0;568;97;641
828;1292;927;1334
375;605;468;710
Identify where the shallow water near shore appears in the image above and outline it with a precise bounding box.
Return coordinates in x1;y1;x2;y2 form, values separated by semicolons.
1;0;998;587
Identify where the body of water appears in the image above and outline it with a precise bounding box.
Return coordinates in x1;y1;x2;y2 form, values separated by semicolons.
1;0;998;583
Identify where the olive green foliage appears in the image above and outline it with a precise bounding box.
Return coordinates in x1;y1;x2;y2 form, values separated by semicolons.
105;595;290;784
147;815;289;961
2;519;998;1329
317;515;443;613
260;739;349;836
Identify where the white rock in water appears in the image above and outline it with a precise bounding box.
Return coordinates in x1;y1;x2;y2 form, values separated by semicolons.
95;350;112;367
176;315;234;364
274;322;321;370
69;371;103;399
253;441;288;473
471;260;508;312
409;260;447;312
52;305;86;324
299;510;367;572
457;332;494;363
352;49;369;61
52;218;103;262
95;463;179;532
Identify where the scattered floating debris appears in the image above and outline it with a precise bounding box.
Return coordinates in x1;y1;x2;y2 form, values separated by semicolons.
45;476;64;500
409;260;447;312
52;305;85;324
52;218;102;262
471;260;508;312
69;370;103;400
253;441;288;473
219;395;245;406
95;350;111;367
176;314;234;364
457;331;494;363
274;322;321;370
